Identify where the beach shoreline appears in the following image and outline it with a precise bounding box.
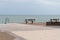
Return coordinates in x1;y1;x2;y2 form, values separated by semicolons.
21;22;46;26
0;23;60;40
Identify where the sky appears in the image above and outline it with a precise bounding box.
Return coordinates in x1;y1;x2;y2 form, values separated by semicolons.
0;0;60;15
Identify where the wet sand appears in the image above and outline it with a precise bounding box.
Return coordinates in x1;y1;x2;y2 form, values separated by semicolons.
22;22;46;26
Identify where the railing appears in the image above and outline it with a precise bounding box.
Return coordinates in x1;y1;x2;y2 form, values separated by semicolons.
5;17;9;24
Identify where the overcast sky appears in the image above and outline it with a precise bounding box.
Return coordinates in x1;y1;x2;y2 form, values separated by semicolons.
0;0;60;15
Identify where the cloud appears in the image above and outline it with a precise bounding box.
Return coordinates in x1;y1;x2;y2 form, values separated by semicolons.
15;0;32;2
0;0;8;1
0;0;60;5
7;0;32;2
0;0;60;15
0;0;32;2
34;0;60;6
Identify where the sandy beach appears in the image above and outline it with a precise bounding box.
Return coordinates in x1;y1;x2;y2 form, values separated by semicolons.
0;23;60;40
22;22;46;26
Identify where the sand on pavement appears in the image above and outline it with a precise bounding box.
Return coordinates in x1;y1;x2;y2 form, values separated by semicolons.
0;23;60;40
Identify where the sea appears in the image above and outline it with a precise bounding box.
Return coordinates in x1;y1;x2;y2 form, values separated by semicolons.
0;15;60;24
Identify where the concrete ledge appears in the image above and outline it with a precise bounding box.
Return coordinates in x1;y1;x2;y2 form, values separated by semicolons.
0;30;26;40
